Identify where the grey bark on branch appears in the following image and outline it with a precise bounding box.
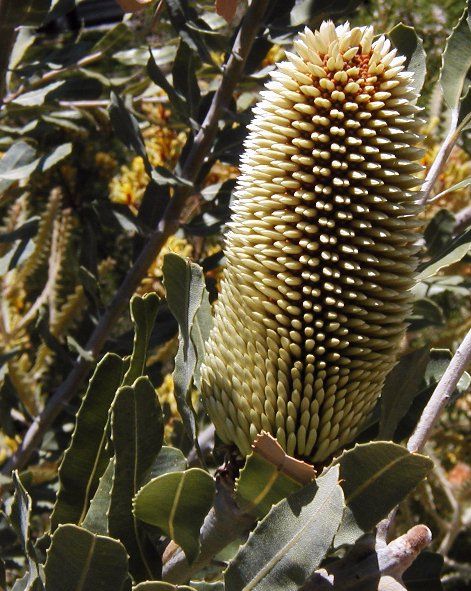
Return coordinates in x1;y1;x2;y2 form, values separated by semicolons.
162;331;471;585
162;484;431;590
408;328;471;453
2;0;270;474
377;328;471;541
299;525;432;591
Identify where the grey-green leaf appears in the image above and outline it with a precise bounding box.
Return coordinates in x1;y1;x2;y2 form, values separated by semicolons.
334;442;433;545
123;293;160;385
10;472;44;590
82;458;115;535
163;253;212;443
109;376;163;579
150;446;187;480
379;348;430;440
389;23;426;95
439;3;471;110
225;466;344;591
51;353;125;531
133;468;215;564
44;525;129;591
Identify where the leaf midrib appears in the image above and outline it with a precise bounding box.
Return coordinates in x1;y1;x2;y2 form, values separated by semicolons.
243;483;337;591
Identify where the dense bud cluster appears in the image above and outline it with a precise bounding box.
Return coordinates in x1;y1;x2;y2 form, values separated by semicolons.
201;21;423;463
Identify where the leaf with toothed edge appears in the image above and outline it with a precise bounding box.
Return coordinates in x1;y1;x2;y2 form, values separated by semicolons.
333;442;433;546
10;472;45;590
439;1;471;111
225;466;343;591
82;458;115;535
44;525;129;591
108;377;163;580
123;293;160;386
50;353;125;531
162;254;212;446
133;468;215;564
235;433;316;519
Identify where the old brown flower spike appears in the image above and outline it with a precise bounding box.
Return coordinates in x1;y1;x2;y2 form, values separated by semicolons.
201;21;424;463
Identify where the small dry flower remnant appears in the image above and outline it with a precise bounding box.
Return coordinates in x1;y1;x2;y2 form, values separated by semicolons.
201;21;424;463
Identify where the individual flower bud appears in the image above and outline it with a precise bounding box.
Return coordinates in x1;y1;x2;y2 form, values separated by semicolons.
201;21;424;463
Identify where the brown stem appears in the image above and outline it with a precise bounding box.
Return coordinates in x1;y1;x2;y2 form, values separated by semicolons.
2;0;270;475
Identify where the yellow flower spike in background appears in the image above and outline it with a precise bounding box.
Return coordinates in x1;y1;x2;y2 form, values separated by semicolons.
201;21;424;463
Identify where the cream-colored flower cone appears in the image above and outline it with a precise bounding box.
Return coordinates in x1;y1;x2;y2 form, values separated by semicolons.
201;21;423;463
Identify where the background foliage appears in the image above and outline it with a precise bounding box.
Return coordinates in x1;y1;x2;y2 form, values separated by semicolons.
0;0;470;590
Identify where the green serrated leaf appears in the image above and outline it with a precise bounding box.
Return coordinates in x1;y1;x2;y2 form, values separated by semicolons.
225;466;343;591
235;435;315;519
440;3;471;110
334;442;433;545
51;353;125;531
123;293;160;386
389;23;426;96
82;458;115;535
379;348;430;440
235;453;303;518
150;446;187;480
44;525;129;591
10;472;44;590
133;468;215;564
163;254;212;444
190;583;224;591
109;376;163;580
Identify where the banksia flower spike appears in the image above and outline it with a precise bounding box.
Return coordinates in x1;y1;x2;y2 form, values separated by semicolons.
201;21;423;463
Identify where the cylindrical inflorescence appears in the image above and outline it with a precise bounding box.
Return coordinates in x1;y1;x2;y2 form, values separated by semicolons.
200;21;423;463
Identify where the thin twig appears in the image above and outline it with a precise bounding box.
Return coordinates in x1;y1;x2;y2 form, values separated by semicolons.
408;328;471;453
420;109;459;206
2;0;270;475
378;329;471;539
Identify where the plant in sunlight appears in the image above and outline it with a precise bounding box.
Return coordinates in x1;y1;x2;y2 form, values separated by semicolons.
0;1;470;591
